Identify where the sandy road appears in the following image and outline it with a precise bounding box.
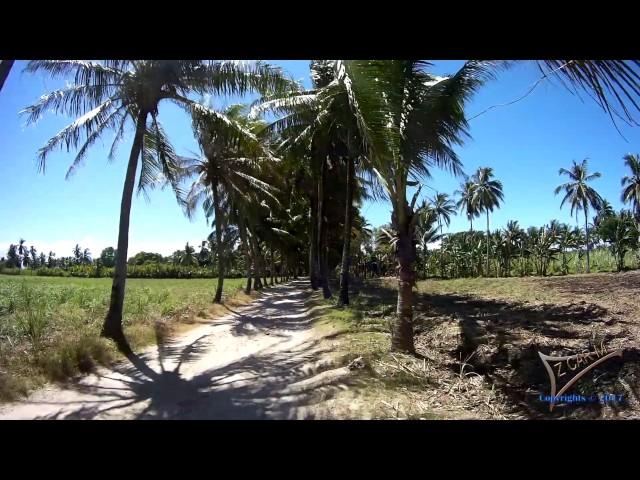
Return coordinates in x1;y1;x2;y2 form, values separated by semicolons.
0;279;350;420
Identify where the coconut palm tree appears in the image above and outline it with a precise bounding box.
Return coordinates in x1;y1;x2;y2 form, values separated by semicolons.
16;239;27;269
472;167;504;276
597;210;639;272
502;220;523;276
179;243;197;267
430;192;456;235
429;192;457;277
73;244;82;264
47;251;56;268
554;159;603;273
253;60;368;302
593;199;615;228
180;104;278;303
29;246;38;268
455;178;479;231
621;153;640;223
23;60;292;348
416;203;443;278
329;60;499;352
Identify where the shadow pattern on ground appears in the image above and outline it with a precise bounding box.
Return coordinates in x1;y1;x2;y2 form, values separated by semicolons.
351;279;640;419
31;280;356;420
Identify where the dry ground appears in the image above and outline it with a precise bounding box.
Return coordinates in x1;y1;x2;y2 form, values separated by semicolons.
313;271;640;419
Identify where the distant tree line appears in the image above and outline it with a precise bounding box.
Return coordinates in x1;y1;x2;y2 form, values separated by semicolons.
0;240;264;279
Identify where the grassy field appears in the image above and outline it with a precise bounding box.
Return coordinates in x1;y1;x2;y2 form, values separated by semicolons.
312;272;640;419
0;275;247;401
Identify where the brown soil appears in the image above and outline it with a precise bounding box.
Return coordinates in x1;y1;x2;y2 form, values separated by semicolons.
341;271;640;419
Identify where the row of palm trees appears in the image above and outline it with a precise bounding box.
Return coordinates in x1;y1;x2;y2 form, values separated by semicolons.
427;214;638;279
20;59;640;354
3;240;91;269
427;156;640;277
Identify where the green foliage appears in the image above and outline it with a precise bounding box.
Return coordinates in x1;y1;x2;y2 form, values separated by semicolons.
597;211;639;271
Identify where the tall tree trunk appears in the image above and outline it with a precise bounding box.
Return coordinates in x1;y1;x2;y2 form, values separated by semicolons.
212;181;224;303
308;203;319;289
584;208;591;273
249;232;263;290
486;210;490;277
439;220;444;278
338;156;354;306
320;228;332;298
392;223;416;354
318;156;331;298
238;215;252;294
270;248;275;286
102;108;148;348
0;60;14;93
470;216;473;232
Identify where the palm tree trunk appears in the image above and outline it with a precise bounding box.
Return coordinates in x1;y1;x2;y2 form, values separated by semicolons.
470;216;473;232
237;216;252;294
486;210;490;277
439;220;444;278
255;240;267;287
274;250;279;284
584;208;591;273
392;220;416;354
102;108;148;349
308;203;319;289
269;248;275;286
249;232;263;290
0;60;14;93
318;157;331;299
338;156;354;306
212;182;224;303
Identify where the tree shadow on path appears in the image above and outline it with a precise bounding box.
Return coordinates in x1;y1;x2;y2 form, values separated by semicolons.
33;280;355;420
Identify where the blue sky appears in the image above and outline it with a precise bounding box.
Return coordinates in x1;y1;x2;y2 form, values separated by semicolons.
1;60;639;258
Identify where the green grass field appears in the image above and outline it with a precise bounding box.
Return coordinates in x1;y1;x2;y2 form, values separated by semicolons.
0;275;246;401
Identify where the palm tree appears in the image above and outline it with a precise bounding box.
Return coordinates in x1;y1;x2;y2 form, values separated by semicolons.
455;179;478;231
82;248;91;265
47;251;56;268
329;60;496;352
597;210;639;272
502;220;523;276
431;192;456;235
24;60;292;348
621;153;640;224
181;104;278;303
73;244;82;264
593;199;614;228
17;239;27;269
416;203;443;278
29;246;37;268
472;167;504;276
179;243;197;267
429;192;456;277
554;159;603;273
253;60;365;300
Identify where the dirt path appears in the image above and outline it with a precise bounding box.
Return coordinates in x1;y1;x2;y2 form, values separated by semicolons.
0;279;351;420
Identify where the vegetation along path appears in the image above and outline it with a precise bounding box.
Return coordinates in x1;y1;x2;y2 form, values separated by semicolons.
0;279;351;420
